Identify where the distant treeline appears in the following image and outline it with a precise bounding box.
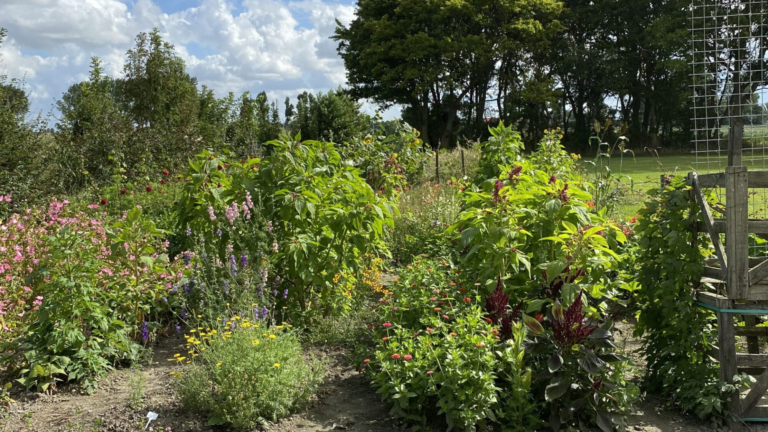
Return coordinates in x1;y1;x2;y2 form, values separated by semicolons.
0;29;371;201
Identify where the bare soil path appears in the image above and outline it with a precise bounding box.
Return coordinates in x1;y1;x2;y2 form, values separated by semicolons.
3;321;768;431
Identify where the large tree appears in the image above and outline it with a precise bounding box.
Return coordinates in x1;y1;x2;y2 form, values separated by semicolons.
334;0;563;148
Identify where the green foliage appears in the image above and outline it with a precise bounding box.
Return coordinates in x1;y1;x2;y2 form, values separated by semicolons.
362;258;542;431
634;177;733;421
334;0;563;147
257;136;396;320
391;181;462;263
473;122;525;184
290;88;369;144
9;227;137;392
364;259;502;430
1;207;183;392
525;300;638;431
176;137;396;322
0;29;48;206
342;119;430;198
173;326;323;428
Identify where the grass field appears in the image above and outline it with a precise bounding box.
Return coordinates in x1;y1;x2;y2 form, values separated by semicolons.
589;152;768;219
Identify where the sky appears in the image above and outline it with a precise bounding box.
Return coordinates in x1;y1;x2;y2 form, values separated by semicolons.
0;0;400;121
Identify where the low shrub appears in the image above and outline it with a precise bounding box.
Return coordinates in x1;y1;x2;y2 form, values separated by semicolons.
362;258;540;431
172;322;323;428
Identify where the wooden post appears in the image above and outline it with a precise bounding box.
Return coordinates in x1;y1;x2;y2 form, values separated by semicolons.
718;307;742;431
745;315;760;354
726;166;749;299
461;148;466;178
728;107;744;167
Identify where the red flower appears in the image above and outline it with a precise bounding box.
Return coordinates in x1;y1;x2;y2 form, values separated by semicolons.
381;337;388;341
162;170;169;176
630;217;637;224
403;354;412;361
382;322;392;328
363;359;370;364
476;342;484;348
426;328;434;333
429;297;437;302
459;288;466;293
367;325;374;331
463;297;471;303
391;354;401;360
100;198;107;205
146;185;152;192
217;164;223;170
160;179;166;185
536;313;544;322
120;188;126;195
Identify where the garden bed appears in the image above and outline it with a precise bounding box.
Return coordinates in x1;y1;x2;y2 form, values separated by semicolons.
1;341;395;432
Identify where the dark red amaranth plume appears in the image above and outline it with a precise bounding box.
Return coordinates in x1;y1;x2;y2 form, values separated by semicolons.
508;165;522;182
559;183;570;202
492;180;504;203
485;277;523;340
485;277;509;324
551;292;597;349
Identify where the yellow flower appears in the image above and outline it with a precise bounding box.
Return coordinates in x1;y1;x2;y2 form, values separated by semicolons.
392;153;398;159
189;329;196;333
174;353;180;357
276;325;283;330
252;339;260;346
176;357;186;362
197;315;202;318
273;363;281;368
269;334;276;339
216;362;222;367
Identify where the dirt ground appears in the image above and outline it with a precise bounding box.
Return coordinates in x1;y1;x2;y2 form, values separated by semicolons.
3;323;768;432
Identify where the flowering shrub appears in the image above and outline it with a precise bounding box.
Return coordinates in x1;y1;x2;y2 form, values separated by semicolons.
176;139;394;323
342;120;430;198
0;203;184;392
362;258;540;430
172;321;322;428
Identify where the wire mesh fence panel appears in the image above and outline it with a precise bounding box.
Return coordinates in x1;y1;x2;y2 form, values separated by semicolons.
691;0;768;256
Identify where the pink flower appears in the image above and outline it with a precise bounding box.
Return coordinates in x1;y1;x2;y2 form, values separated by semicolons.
404;354;412;361
426;370;434;375
382;322;392;328
429;297;436;302
391;353;400;360
208;206;217;221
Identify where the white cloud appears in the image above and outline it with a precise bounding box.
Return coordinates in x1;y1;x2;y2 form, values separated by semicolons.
0;0;403;120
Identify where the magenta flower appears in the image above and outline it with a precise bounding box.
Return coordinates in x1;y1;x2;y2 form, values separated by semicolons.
404;354;412;361
382;322;392;328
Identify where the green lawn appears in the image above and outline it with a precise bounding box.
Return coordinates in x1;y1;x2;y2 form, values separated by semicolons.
586;153;768;219
582;154;718;218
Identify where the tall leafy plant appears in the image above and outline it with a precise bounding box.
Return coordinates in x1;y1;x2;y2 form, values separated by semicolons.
634;176;734;421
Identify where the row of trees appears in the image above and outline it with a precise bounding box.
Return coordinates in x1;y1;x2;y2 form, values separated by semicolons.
0;29;370;200
334;0;767;152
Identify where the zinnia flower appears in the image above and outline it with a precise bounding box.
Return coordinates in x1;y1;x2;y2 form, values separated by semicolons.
391;354;401;360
